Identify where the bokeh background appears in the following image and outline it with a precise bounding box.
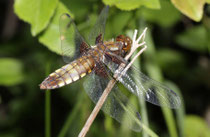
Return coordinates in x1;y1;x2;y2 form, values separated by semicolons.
0;0;210;137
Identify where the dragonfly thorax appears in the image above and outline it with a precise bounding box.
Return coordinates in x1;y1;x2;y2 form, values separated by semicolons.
116;35;132;56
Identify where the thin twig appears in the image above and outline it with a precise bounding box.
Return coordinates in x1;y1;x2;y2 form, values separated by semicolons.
78;29;147;137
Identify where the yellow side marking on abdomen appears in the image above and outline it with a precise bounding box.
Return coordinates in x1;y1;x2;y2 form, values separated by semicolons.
55;68;66;76
79;57;91;74
60;64;75;84
62;64;73;71
62;73;73;84
57;80;65;87
58;67;73;85
68;68;79;81
49;72;57;77
72;62;77;67
80;73;86;78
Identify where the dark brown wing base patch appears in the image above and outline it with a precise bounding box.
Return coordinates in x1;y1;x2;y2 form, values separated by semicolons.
95;34;103;44
104;52;125;65
80;42;90;53
94;62;108;77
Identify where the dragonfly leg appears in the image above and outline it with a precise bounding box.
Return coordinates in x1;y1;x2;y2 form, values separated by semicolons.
125;28;147;60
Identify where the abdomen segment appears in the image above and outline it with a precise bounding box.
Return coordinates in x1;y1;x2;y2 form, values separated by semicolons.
40;56;95;89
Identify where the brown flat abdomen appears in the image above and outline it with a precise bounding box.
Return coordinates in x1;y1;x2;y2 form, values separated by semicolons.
40;55;95;89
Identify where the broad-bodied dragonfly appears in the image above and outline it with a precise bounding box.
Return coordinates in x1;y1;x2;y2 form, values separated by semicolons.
40;6;181;132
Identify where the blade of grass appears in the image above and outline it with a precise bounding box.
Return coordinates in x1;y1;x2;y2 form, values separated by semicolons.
165;82;185;137
175;93;185;137
144;29;179;137
45;62;51;137
133;51;149;137
45;90;51;137
58;93;84;137
161;107;178;137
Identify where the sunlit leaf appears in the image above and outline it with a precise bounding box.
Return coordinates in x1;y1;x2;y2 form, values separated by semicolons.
137;0;181;27
184;115;210;137
0;58;24;86
103;0;160;10
14;0;58;36
170;0;205;22
39;2;73;55
207;0;210;3
175;25;208;53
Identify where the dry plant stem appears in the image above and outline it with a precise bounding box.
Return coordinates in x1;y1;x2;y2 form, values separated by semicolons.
78;79;117;137
78;29;147;137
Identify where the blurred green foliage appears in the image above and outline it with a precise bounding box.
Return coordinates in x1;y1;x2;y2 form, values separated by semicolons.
184;115;210;137
0;58;24;86
0;0;210;137
137;0;181;27
176;25;209;53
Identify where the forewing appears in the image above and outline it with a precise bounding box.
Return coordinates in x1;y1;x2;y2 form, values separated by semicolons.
83;72;142;132
60;14;90;63
103;57;181;109
88;6;109;45
120;66;181;109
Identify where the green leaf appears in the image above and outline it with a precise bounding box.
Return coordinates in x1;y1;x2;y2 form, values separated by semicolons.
103;0;160;10
184;115;210;137
137;0;181;27
14;0;58;36
39;2;73;55
61;0;91;21
157;49;185;67
58;93;86;137
0;58;24;86
109;12;132;35
207;0;210;3
175;25;208;52
156;49;186;76
171;0;205;22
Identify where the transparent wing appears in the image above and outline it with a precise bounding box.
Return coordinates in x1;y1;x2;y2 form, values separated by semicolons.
83;72;142;132
103;57;181;109
88;6;109;45
59;14;90;63
120;66;181;108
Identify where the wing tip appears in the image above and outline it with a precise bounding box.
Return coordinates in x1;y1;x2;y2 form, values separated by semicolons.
64;13;70;18
170;89;182;108
60;13;71;21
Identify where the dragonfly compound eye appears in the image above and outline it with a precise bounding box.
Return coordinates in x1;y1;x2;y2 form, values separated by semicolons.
123;36;132;53
116;35;125;42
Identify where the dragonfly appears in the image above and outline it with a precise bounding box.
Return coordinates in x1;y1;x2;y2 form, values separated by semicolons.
40;6;181;132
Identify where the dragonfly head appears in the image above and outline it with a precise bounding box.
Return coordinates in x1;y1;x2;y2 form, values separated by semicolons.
116;35;132;56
